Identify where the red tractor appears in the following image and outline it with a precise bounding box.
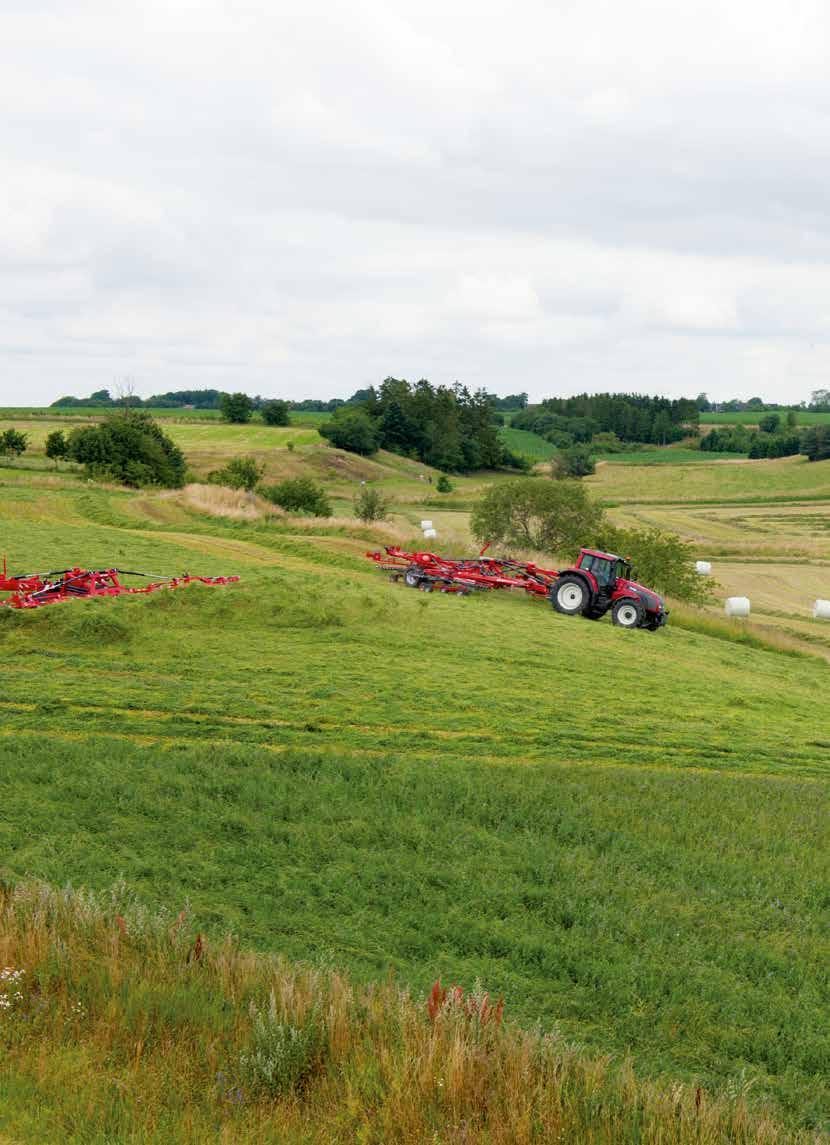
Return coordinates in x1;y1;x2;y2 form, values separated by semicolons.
550;548;667;630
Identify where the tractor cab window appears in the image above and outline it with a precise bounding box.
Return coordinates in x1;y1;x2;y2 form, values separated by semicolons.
592;558;615;587
579;553;615;587
616;560;631;581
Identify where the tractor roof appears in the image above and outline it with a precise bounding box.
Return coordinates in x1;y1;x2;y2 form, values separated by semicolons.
581;548;625;562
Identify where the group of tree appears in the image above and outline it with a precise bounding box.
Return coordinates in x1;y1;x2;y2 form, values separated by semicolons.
802;425;830;462
699;412;825;459
43;412;186;487
50;385;532;419
488;393;528;411
319;378;528;473
470;479;710;604
219;393;291;425
513;393;699;450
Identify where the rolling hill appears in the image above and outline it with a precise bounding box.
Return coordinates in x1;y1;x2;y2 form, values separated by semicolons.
0;464;828;1139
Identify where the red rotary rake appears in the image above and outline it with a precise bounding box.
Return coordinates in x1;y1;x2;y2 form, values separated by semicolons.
366;544;669;630
366;544;558;596
0;557;239;610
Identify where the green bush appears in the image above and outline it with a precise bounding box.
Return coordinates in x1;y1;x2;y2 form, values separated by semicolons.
436;474;454;493
208;456;265;492
320;409;379;455
261;400;290;426
0;429;28;457
591;431;623;453
45;430;69;464
67;411;185;487
471;478;603;554
354;486;389;522
260;477;331;516
553;444;596;478
220;392;254;424
239;998;326;1096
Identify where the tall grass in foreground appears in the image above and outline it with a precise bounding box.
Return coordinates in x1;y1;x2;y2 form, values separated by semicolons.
0;881;817;1144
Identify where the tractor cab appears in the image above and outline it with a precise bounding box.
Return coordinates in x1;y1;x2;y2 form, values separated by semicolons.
576;549;631;591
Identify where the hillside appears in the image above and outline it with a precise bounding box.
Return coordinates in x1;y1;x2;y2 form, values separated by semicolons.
0;461;828;1138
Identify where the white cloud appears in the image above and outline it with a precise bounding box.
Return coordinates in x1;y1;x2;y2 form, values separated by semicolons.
1;0;830;404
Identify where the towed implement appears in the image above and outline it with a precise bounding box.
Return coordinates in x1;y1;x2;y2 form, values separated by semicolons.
0;558;239;610
366;545;668;630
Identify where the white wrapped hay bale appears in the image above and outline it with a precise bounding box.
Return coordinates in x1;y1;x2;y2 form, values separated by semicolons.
696;561;712;576
725;596;750;618
813;599;830;620
420;520;433;530
423;528;437;539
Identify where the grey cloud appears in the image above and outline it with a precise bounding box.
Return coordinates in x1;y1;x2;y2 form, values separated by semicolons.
2;0;830;404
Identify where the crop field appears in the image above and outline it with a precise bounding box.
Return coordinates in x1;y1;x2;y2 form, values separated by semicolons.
0;455;829;1140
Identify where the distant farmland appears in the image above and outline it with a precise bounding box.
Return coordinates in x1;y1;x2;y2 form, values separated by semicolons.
701;410;830;426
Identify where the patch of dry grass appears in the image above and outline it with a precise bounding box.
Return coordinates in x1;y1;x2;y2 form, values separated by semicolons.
175;483;282;521
0;879;815;1145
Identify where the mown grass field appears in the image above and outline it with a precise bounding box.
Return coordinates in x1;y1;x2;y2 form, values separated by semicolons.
0;464;828;1136
589;454;830;505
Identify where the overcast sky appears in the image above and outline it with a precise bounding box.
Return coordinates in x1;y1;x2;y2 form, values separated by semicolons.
2;0;830;406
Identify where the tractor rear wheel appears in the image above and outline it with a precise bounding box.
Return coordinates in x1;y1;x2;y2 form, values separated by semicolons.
552;576;590;616
612;599;644;629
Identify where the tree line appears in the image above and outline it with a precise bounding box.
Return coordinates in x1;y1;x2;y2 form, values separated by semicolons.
50;387;529;418
319;378;527;473
696;388;830;412
700;414;830;461
512;393;699;449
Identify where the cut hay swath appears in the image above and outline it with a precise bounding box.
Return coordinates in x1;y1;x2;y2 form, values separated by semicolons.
0;557;239;610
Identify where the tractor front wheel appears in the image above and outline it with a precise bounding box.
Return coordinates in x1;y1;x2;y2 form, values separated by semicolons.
612;599;644;629
552;576;590;616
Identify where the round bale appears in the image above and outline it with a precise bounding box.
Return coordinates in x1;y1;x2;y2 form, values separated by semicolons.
725;596;750;618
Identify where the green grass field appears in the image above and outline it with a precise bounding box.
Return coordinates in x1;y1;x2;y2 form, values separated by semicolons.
589;455;830;504
499;425;558;461
701;411;830;426
0;466;828;1135
595;447;747;465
